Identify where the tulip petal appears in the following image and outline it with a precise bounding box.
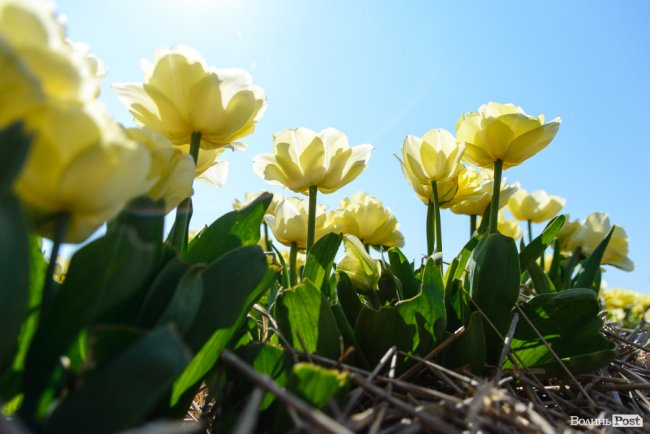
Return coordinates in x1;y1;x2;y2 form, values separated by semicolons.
502;119;561;168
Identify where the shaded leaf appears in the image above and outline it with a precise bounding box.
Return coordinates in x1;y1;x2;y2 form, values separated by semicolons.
573;227;615;291
519;216;565;272
302;233;342;291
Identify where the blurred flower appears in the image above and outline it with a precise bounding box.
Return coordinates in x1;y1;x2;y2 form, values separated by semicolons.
567;212;634;271
601;288;650;326
0;0;103;103
14;102;152;243
400;128;465;184
264;197;335;249
507;188;565;223
333;192;404;248
233;191;283;215
337;234;381;293
279;249;306;270
126;127;195;213
480;213;522;239
450;167;519;216
113;45;266;151
556;214;580;252
456;102;561;169
253;127;372;194
53;257;69;283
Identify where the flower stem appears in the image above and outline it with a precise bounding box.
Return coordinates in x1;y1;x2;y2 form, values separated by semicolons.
263;222;271;252
289;242;298;286
470;215;477;238
432;181;442;255
527;220;534;244
42;212;70;312
306;185;317;253
171;131;202;253
426;199;435;256
489;159;503;234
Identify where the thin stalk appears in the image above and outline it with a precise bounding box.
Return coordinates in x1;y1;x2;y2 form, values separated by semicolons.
470;215;477;238
263;222;271;252
171;131;202;253
306;185;318;253
42;213;70;312
527;220;533;244
426;199;435;256
289;242;298;286
488;159;503;234
431;181;442;255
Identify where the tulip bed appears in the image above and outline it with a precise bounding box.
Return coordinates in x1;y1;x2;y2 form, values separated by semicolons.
1;1;649;433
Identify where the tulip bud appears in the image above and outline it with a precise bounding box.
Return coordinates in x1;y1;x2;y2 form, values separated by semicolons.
264;197;335;249
337;234;381;294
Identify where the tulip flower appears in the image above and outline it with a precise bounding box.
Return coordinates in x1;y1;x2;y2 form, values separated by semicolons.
556;215;580;253
398;129;465;257
233;191;283;216
456;102;561;234
337;234;382;294
126;127;195;214
114;45;266;154
254;127;372;252
333;192;404;249
264;197;334;250
507;188;565;243
567;212;634;271
14;102;152;244
480;213;522;240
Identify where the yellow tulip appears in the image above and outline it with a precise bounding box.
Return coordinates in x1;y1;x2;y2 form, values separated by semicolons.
401;128;465;184
264;197;334;249
456;102;561;169
399;162;479;207
567;212;634;271
0;38;43;127
556;215;580;252
126;127;195;213
337;234;382;293
333;192;404;248
233;191;283;215
480;213;522;239
14;102;152;243
253;127;373;194
0;0;103;103
450;168;519;216
113;45;266;151
506;188;565;223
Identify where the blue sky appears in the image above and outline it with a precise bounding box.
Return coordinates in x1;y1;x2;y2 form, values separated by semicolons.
57;0;650;292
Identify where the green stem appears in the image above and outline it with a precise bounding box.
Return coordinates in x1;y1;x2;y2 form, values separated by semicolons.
289;242;298;286
171;131;202;253
306;185;317;253
42;213;70;312
470;215;477;238
527;220;533;244
426;199;435;256
489;159;503;234
432;181;442;255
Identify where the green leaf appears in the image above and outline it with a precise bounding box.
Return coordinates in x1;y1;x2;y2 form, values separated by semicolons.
355;259;445;366
44;325;191;434
528;261;555;294
0;196;30;375
185;192;271;264
302;233;342;291
0;121;31;193
137;258;191;329
331;303;370;369
572;227;615;291
336;272;362;327
171;246;273;405
287;363;348;409
519;215;565;272
387;247;419;299
275;280;342;360
107;197;165;246
468;233;520;363
156;266;204;335
441;311;485;373
444;234;480;288
504;289;616;376
88;325;144;370
22;227;158;420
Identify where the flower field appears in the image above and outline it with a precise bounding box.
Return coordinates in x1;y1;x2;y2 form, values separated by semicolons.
1;1;648;433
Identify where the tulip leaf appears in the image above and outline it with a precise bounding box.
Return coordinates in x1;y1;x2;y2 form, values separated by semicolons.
185;192;272;264
519;215;565;272
387;247;419;299
441;311;486;373
303;233;342;291
0;195;30;375
468;233;520;363
155;267;204;335
275;280;342;360
44;325;191;434
87;325;144;371
287;363;349;410
528;261;555;294
354;259;444;366
0;121;31;193
572;227;615;291
22;227;158;421
171;246;274;405
336;272;362;327
107;197;166;246
504;289;616;376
